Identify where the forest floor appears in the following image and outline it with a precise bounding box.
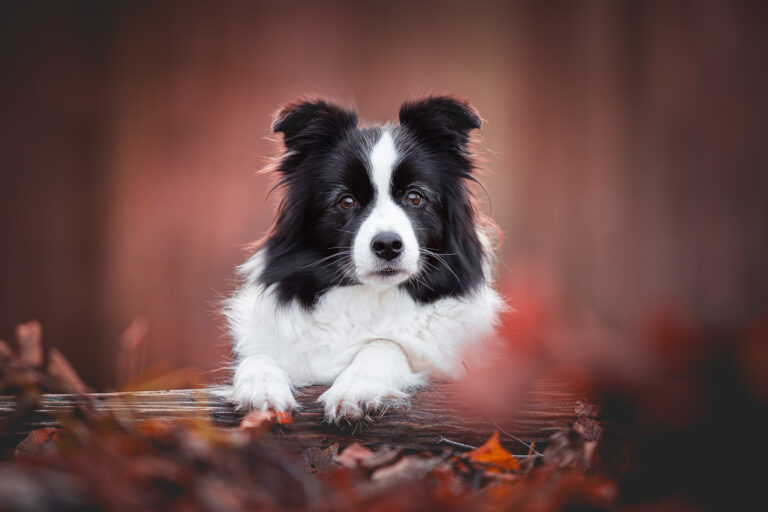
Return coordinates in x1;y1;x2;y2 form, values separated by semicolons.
1;309;766;511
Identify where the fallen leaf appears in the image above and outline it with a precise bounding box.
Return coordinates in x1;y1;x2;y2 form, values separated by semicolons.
467;431;520;472
333;443;401;471
239;409;292;434
48;347;92;394
581;440;598;469
273;410;293;424
335;442;374;469
359;446;400;470
575;400;600;418
15;427;61;457
370;455;438;484
136;419;176;439
0;339;13;361
573;416;602;441
16;321;43;367
544;430;578;469
303;443;339;473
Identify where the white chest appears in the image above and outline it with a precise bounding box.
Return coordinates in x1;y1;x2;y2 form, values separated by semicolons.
228;264;503;386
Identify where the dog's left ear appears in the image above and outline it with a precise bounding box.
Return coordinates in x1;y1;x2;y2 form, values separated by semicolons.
398;96;481;146
273;99;358;151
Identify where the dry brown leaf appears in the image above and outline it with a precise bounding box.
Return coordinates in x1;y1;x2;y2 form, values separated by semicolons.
573;416;602;441
543;429;577;468
303;443;339;473
15;427;61;457
16;321;43;367
136;419;176;439
575;399;600;418
467;431;520;472
0;339;13;361
48;347;92;394
334;443;402;472
0;321;91;394
370;455;438;485
359;446;401;470
335;442;374;469
238;409;292;434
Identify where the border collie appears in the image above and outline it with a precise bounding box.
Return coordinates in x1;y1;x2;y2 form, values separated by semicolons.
225;96;504;422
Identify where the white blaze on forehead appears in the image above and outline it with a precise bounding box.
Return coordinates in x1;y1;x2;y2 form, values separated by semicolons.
352;130;421;285
369;131;398;196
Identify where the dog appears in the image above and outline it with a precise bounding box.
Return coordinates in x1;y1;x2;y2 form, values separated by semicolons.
225;95;504;422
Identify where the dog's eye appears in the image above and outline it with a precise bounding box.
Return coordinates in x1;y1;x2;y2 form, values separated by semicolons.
338;195;356;210
405;191;423;206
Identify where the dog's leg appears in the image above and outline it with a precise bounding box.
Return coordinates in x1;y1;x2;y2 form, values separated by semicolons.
229;354;298;412
319;339;425;423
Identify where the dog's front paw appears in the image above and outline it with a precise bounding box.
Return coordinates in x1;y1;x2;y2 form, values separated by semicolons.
318;374;409;424
229;361;298;413
230;379;298;413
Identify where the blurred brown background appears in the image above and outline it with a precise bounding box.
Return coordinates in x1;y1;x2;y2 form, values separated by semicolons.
1;0;766;389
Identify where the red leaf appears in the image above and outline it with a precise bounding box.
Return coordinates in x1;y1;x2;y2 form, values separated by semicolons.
239;409;292;434
15;427;61;457
467;431;520;472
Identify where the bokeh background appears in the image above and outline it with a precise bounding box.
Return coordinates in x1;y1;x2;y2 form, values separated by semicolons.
1;0;766;390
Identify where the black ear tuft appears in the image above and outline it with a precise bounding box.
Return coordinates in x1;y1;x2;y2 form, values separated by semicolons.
272;99;358;150
398;96;481;143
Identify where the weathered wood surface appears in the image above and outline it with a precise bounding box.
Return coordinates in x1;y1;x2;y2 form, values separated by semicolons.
0;381;587;452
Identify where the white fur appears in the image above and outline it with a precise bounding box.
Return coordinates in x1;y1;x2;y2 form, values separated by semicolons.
225;250;504;421
225;131;504;421
230;354;298;412
353;131;420;286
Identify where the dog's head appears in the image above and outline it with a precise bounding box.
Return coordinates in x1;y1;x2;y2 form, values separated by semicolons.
259;96;487;308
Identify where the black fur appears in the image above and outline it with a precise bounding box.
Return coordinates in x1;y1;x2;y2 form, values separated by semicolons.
259;96;485;308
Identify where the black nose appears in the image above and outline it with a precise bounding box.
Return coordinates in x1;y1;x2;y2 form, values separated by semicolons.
371;232;403;261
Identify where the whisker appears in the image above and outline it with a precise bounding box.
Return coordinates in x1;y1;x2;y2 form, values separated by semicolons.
419;259;440;273
299;251;351;269
422;248;458;257
420;248;460;281
410;273;436;293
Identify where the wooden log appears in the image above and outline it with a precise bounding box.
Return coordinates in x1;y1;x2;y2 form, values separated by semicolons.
0;380;588;453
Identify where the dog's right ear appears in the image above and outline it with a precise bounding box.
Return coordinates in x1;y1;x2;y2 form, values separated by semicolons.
272;99;358;151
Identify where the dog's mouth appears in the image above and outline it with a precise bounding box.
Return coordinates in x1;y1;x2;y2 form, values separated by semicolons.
367;268;409;279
